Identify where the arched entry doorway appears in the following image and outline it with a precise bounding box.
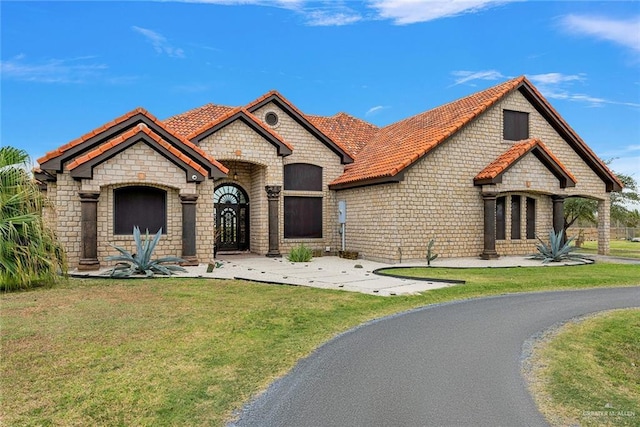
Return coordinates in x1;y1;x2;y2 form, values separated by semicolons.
214;184;250;252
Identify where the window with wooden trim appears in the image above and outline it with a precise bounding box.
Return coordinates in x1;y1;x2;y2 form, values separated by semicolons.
503;110;529;141
526;197;536;239
284;163;322;191
511;195;521;240
496;196;506;240
114;186;167;234
284;196;322;238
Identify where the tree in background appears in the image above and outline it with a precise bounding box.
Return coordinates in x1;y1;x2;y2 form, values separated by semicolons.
564;168;640;236
0;146;66;290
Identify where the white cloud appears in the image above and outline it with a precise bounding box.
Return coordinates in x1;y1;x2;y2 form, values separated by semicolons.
561;14;640;52
132;26;185;58
0;55;108;84
527;72;640;108
450;70;506;86
368;0;513;25
527;72;585;85
305;10;362;26
365;105;389;116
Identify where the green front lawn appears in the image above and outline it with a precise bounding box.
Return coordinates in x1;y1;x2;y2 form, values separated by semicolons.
530;309;640;426
578;240;640;259
1;264;639;426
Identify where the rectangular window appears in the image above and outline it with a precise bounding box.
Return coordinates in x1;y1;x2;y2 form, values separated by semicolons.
496;196;506;240
284;164;322;191
284;196;322;238
526;197;536;239
114;186;167;234
503;110;529;141
511;195;521;240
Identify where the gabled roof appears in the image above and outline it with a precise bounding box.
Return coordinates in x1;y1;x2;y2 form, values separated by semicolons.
186;106;293;156
306;112;378;157
245;90;354;164
66;123;209;182
474;138;577;188
329;76;622;191
516;78;623;192
329;77;526;189
38;108;228;180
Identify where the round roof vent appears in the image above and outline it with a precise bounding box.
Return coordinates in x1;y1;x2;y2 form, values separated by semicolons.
265;111;279;127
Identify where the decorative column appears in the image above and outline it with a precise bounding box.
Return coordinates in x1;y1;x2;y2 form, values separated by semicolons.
265;185;282;257
552;195;565;242
597;196;610;255
180;194;199;266
78;191;100;271
480;192;499;260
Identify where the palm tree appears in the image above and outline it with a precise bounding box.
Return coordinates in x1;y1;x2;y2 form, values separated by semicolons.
0;146;66;290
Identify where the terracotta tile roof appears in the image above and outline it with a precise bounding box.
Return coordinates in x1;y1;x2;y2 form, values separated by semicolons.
185;106;294;152
37;107;151;165
474;138;577;184
330;76;526;187
246;90;353;160
164;103;235;138
306;112;378;157
66;124;209;176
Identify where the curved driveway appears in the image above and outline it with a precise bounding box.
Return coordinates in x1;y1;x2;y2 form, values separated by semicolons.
231;287;640;427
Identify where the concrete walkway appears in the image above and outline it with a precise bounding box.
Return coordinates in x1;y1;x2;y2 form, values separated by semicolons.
70;253;606;297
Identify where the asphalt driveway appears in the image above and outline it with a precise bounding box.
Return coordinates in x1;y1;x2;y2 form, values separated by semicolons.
230;287;640;427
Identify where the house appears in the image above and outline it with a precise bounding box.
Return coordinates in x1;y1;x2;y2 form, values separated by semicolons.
36;76;622;270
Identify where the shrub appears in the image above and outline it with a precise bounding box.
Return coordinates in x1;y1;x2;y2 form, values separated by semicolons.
106;226;187;277
1;146;66;290
288;244;313;262
528;230;592;264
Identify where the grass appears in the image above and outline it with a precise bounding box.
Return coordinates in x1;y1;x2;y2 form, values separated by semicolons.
528;309;640;427
578;240;640;259
1;263;639;426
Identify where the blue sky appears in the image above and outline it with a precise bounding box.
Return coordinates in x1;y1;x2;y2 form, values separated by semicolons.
1;1;639;180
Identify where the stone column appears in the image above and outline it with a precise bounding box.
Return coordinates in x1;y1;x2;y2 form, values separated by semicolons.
180;194;199;266
552;195;565;242
597;196;610;255
78;191;100;271
265;185;282;257
480;192;499;259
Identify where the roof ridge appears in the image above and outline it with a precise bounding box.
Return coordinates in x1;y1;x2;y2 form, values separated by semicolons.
37;107;149;165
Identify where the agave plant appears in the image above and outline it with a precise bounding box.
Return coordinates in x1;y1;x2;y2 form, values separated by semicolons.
528;230;592;264
106;226;187;277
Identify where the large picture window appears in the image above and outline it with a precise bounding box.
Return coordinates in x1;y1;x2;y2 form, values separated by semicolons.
503;110;529;141
284;197;322;238
114;186;167;234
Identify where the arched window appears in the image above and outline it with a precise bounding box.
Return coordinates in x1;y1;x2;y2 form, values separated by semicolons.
114;186;167;234
214;184;249;251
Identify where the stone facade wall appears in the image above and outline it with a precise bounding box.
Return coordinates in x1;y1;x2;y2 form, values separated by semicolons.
337;184;400;262
253;103;345;254
336;89;610;262
52;173;82;267
201;103;346;256
46;88;614;268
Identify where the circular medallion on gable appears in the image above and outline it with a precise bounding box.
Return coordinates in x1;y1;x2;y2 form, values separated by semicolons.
265;111;279;127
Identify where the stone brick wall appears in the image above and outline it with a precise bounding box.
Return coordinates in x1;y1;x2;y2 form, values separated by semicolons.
45;88;614;268
201;103;346;256
335;89;610;262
